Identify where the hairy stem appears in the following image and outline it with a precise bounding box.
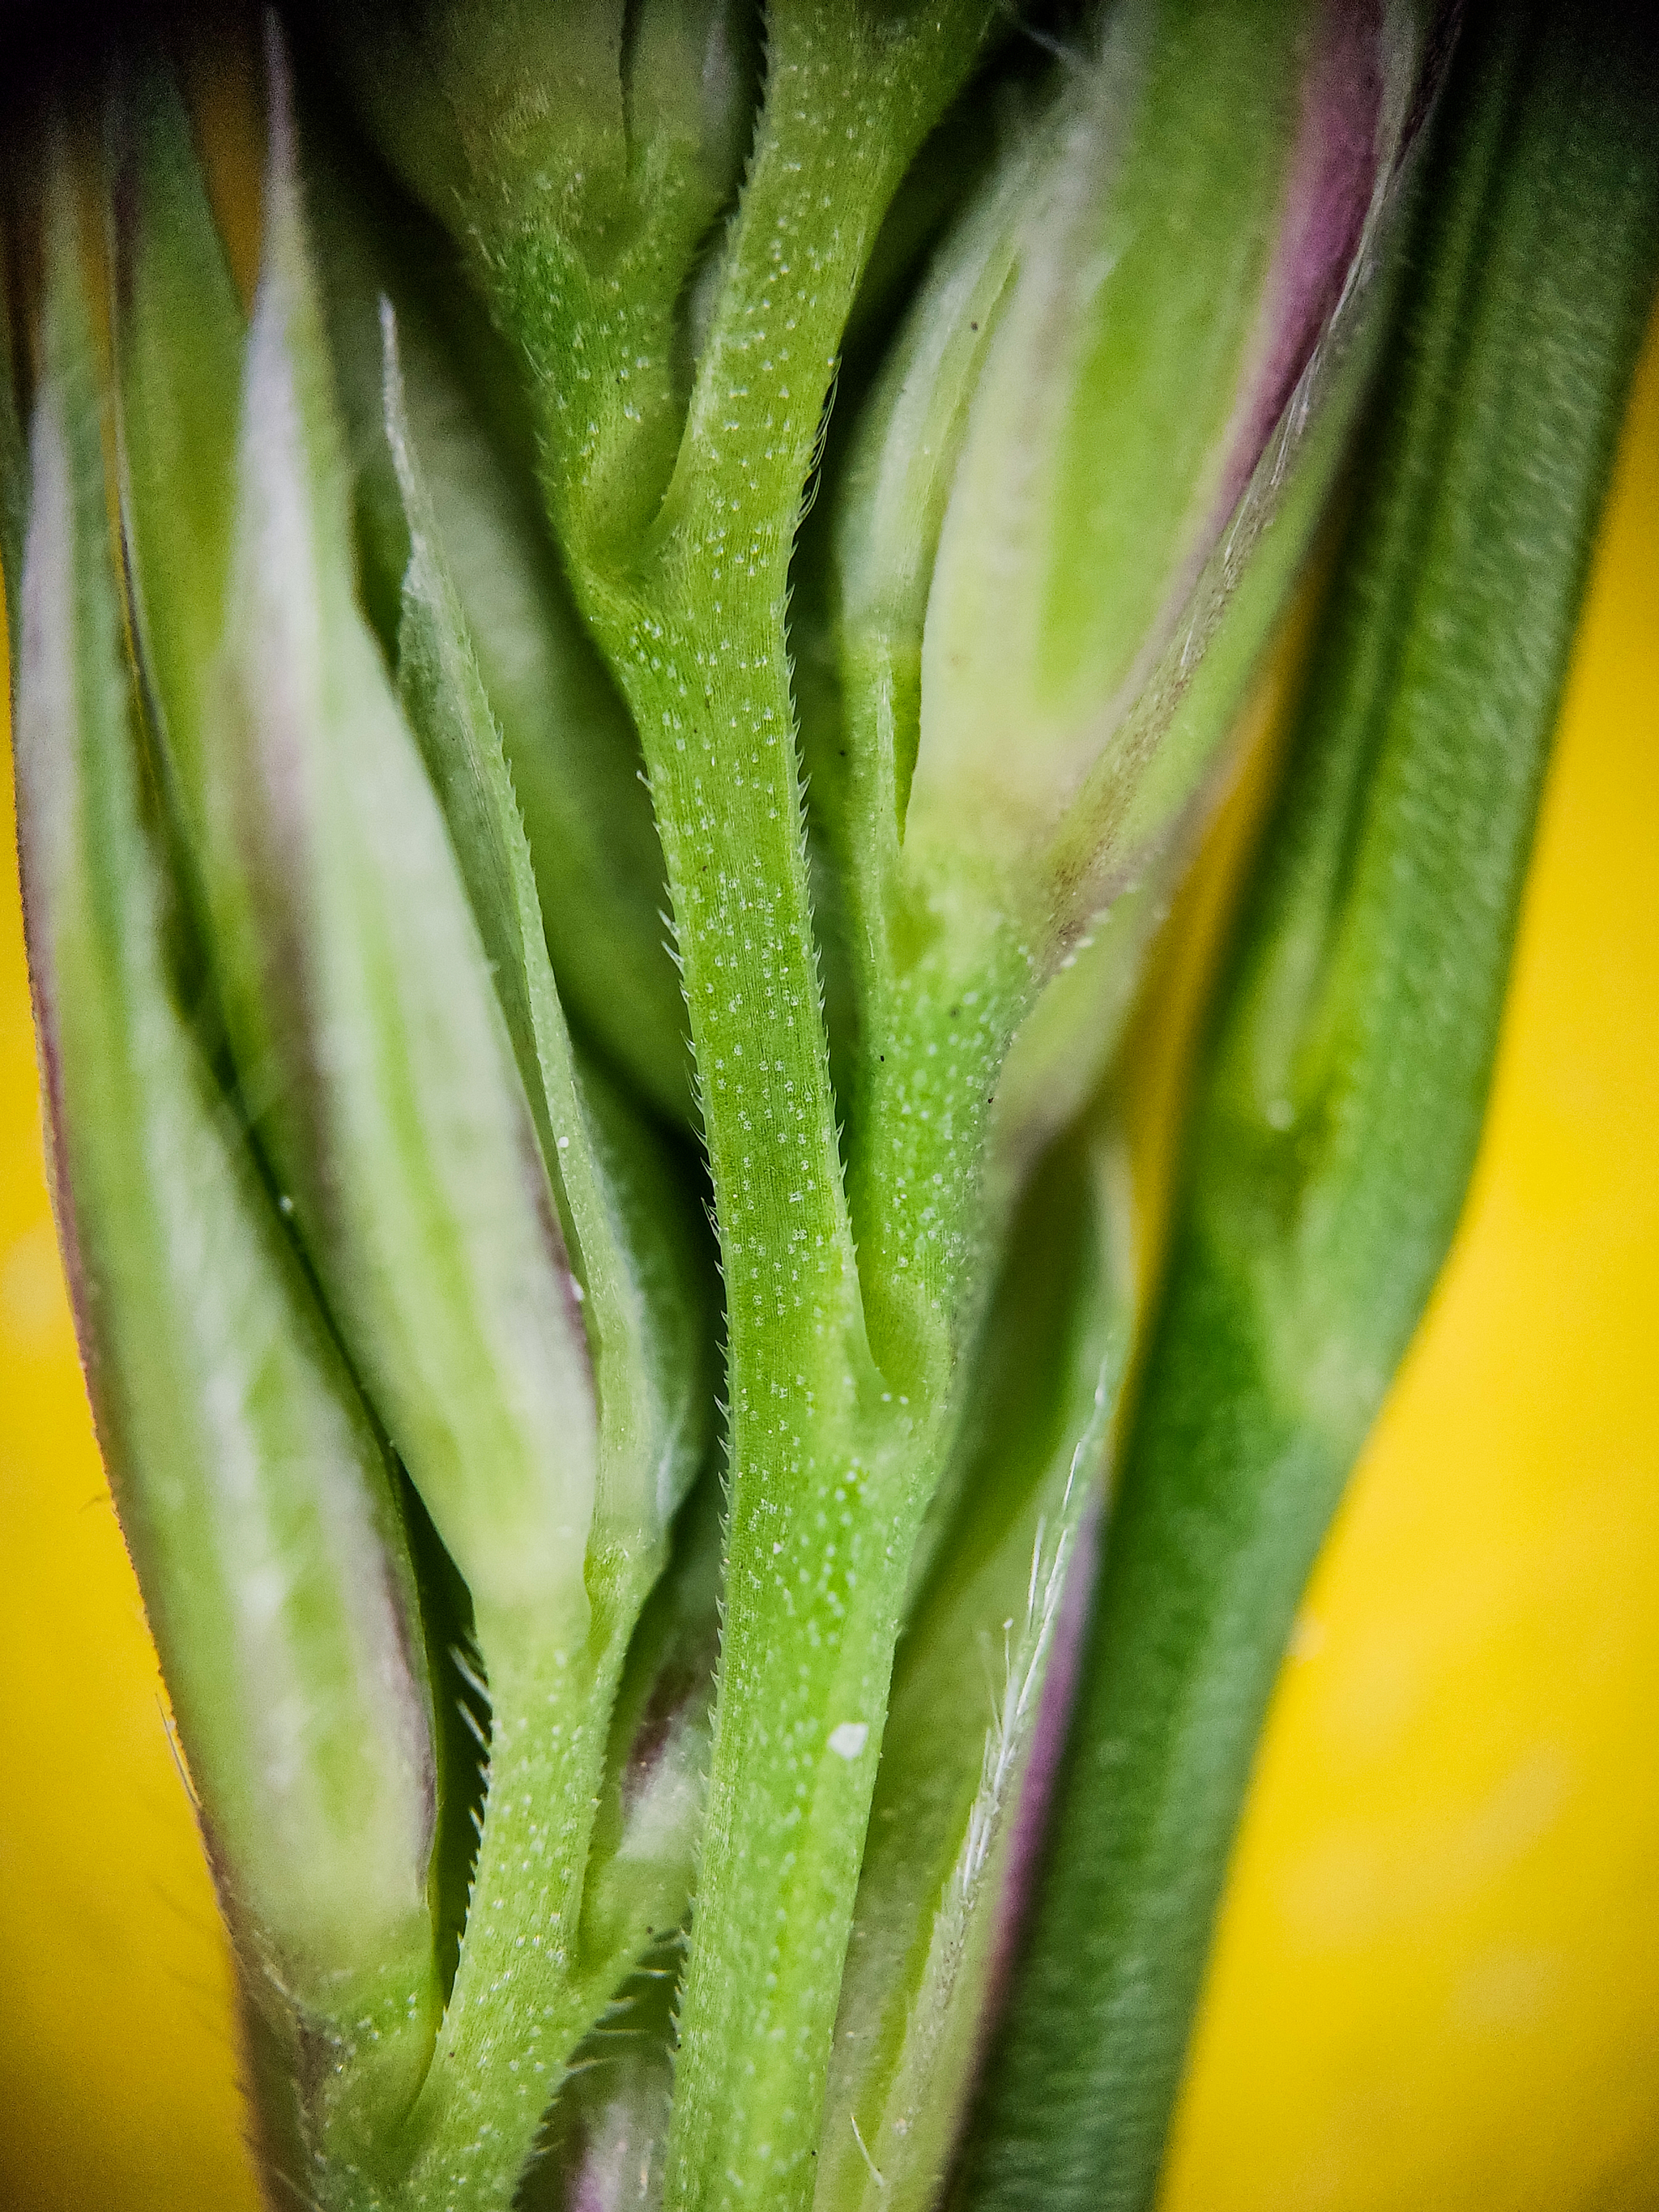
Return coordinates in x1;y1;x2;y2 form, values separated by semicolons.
559;11;998;2204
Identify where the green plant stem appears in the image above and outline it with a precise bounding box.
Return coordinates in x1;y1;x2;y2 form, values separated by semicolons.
554;12;1001;2206
818;1122;1135;2212
959;7;1659;2208
387;1571;650;2212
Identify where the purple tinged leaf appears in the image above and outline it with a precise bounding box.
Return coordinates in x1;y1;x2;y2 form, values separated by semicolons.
12;151;441;2164
836;0;1431;975
182;34;599;1634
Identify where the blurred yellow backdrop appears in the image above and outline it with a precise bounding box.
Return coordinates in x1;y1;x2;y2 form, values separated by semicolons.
2;297;1656;2212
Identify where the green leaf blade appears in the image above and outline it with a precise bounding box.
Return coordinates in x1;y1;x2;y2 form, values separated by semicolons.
12;156;442;2182
962;10;1659;2208
181;63;600;1634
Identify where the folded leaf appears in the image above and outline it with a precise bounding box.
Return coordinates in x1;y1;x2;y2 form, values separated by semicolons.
303;109;693;1121
964;8;1659;2206
906;0;1423;918
382;307;710;1558
126;49;599;1632
110;58;243;846
13;150;440;2179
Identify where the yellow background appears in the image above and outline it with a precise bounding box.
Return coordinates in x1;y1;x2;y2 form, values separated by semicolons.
2;319;1656;2212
